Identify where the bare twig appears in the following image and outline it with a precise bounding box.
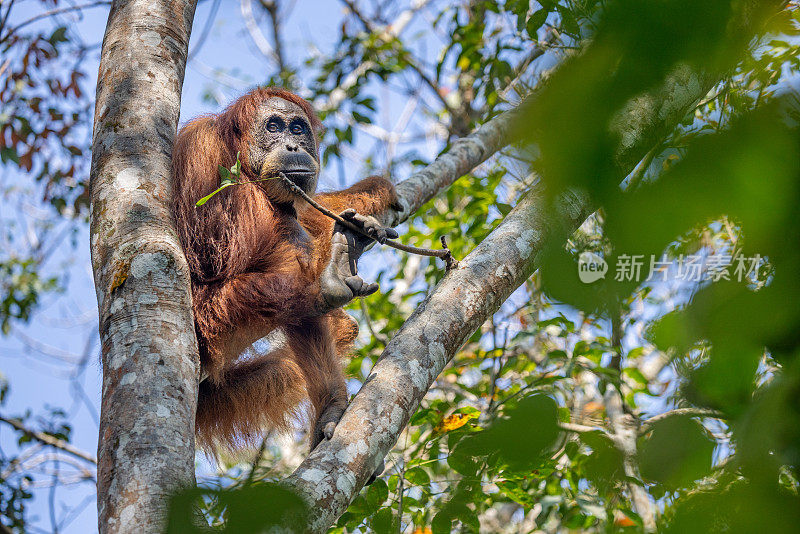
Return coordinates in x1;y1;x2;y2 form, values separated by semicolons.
245;437;269;486
260;0;287;73
559;421;603;434
0;1;110;43
0;415;97;465
318;0;432;113
340;0;452;114
0;0;19;40
274;173;459;270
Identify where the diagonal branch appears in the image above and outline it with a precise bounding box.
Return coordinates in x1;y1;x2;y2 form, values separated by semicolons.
386;107;520;226
0;415;97;465
0;1;111;43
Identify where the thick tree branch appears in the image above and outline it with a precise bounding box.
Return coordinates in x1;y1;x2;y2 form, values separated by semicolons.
385;108;520;227
89;1;198;532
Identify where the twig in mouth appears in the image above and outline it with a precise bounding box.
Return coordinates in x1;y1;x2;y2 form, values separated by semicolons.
275;172;459;270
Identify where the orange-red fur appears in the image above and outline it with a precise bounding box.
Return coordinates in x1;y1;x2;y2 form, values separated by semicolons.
171;87;396;451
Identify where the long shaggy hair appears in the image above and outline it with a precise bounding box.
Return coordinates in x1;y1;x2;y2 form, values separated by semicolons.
170;87;396;452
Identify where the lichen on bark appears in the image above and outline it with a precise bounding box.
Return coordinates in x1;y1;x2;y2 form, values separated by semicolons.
90;1;199;533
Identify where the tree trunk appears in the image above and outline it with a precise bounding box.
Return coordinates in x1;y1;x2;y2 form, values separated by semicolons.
89;1;197;532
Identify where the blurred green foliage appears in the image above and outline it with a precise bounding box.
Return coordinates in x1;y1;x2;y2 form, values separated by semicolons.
528;0;800;532
167;482;308;533
0;257;59;335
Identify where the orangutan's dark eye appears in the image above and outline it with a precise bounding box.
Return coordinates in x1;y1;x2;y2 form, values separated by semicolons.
266;117;284;133
289;120;307;135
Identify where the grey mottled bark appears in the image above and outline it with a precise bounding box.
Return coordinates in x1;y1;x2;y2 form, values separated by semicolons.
89;1;198;533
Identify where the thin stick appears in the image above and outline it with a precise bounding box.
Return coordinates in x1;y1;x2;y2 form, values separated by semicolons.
0;415;97;464
276;173;458;270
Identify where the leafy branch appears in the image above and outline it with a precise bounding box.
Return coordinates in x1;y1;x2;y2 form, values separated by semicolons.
194;152;279;206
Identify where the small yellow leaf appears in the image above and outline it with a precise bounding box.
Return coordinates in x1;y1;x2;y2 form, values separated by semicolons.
434;413;472;433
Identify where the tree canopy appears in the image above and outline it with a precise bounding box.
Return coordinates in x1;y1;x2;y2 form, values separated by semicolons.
1;0;799;533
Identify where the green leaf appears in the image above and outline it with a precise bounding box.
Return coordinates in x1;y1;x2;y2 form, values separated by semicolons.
526;9;548;37
49;26;68;45
496;202;513;216
369;507;396;534
447;448;481;477
410;407;437;426
195;182;234;206
405;467;430;486
218;165;231;180
366;478;389;510
640;415;715;490
497;480;537;507
231;151;242;178
352;111;372;124
432;510;453;534
581;431;625;491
